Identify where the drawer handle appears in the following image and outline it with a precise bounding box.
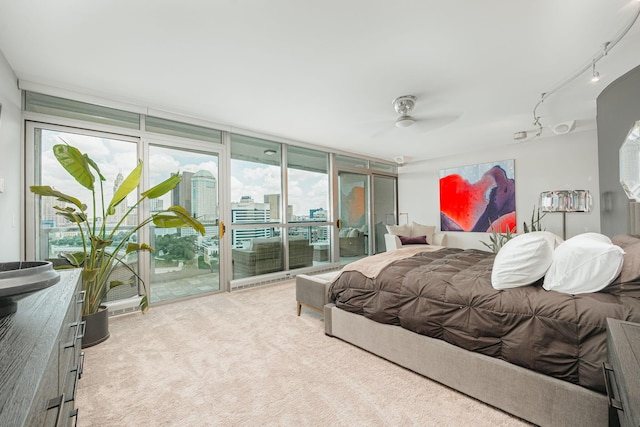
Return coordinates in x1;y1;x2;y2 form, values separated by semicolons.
46;393;66;427
77;320;86;340
65;365;81;403
64;321;81;348
77;290;86;305
79;351;85;379
603;362;624;411
64;320;86;349
69;408;79;427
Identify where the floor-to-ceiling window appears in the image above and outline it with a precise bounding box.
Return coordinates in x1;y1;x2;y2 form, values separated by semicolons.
336;155;398;263
287;146;331;267
24;90;398;304
26;124;142;304
373;175;398;253
146;143;222;303
229;135;284;282
338;171;370;261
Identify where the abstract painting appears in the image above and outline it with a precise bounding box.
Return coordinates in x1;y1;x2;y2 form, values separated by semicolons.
439;159;515;232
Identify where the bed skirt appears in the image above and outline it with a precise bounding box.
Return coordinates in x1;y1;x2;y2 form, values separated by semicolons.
324;304;608;427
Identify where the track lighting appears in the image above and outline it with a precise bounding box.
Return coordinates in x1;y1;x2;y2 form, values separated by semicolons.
591;60;600;82
527;4;639;138
513;131;528;141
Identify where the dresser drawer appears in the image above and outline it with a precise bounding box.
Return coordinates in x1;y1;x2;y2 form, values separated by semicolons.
0;270;83;427
605;318;640;427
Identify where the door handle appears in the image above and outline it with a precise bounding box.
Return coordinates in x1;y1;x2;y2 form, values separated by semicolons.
337;219;342;229
219;221;226;238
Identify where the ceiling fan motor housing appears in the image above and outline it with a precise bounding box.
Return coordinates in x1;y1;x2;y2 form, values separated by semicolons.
392;95;417;115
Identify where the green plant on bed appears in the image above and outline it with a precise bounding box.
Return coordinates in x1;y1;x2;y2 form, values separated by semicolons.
481;222;514;253
481;206;546;253
522;206;546;233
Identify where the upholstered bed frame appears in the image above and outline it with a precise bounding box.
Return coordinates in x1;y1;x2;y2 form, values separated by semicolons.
324;303;608;427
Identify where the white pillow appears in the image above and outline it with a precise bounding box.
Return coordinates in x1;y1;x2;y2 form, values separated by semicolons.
386;224;410;236
491;231;559;290
567;232;612;245
410;222;435;244
543;235;624;294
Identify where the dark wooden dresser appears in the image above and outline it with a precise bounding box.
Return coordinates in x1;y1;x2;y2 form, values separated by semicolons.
0;269;84;426
605;318;640;427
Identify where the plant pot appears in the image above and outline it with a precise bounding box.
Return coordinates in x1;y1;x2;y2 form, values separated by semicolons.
82;306;110;348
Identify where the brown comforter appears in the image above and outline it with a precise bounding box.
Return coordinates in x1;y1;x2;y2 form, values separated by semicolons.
329;247;640;393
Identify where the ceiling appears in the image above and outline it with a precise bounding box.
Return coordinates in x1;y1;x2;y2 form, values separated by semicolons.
1;1;639;164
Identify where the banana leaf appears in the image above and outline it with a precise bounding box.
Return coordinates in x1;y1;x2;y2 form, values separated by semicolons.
30;186;85;211
168;205;206;235
53;144;95;191
141;173;182;199
108;160;142;211
125;242;154;254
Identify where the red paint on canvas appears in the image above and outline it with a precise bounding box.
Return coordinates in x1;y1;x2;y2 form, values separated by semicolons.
440;174;491;231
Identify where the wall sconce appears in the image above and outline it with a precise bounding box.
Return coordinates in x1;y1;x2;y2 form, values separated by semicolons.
539;190;592;239
620;119;640;234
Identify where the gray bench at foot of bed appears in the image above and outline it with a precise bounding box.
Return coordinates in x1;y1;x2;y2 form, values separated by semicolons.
295;272;340;316
324;303;608;427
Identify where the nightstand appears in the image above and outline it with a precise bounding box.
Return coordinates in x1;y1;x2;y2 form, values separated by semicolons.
604;318;640;427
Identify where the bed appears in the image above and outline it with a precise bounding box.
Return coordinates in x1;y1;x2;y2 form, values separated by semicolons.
325;234;640;427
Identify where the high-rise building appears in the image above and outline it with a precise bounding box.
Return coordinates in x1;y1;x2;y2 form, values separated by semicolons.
41;196;68;227
172;171;194;215
264;194;279;221
149;198;163;213
231;198;271;246
264;194;293;221
191;170;217;222
309;208;327;220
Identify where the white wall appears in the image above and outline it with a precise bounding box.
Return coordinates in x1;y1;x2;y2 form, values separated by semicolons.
398;131;600;250
0;50;21;261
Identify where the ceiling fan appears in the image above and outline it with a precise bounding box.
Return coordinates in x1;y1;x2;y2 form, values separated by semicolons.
392;95;418;128
359;94;460;138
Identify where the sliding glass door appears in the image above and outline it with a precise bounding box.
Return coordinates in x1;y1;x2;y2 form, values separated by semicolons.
338;172;369;262
337;167;397;262
147;142;222;303
373;175;397;253
26;123;225;309
27;124;142;304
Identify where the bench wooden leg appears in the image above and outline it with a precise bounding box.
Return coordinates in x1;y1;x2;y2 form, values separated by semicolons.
297;302;301;316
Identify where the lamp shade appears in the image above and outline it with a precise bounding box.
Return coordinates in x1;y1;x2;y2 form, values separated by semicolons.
539;190;592;213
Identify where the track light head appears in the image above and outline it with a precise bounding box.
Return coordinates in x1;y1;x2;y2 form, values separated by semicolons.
591;60;600;82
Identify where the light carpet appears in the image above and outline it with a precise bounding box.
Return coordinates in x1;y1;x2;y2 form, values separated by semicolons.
76;280;530;426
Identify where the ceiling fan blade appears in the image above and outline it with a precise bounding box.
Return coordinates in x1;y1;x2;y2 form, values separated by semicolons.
355;118;396;138
412;114;461;133
371;124;395;138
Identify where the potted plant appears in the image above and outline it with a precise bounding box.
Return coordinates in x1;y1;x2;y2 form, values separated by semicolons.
30;143;205;347
481;206;546;253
